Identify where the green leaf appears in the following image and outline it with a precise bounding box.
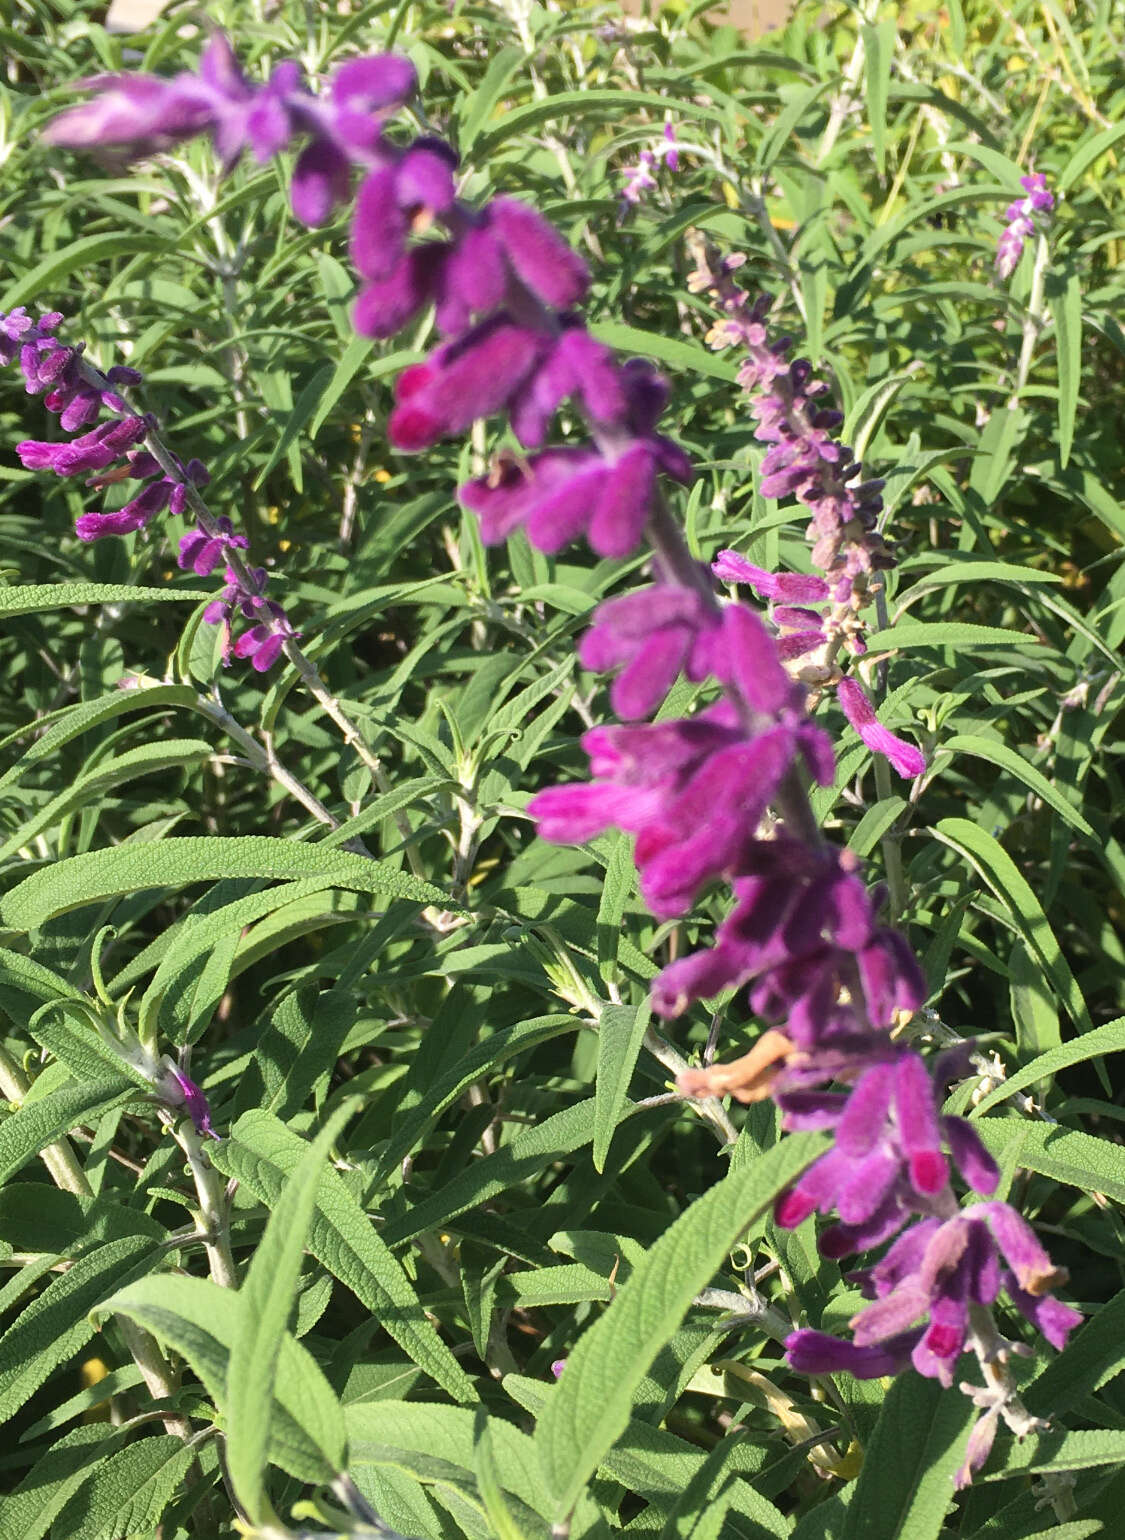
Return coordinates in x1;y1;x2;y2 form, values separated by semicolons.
1049;271;1082;468
596;832;635;983
308;333;373;438
861;22;895;175
1007;937;1062;1063
253;363;334;491
971;406;1025;504
372;1014;581;1188
0;583;210;620
95;1273;343;1483
50;1435;194;1540
940;734;1093;836
972;1118;1125;1204
932;819;1092;1033
470;89;722;159
0;1080;144;1187
0;1235;157;1425
347;1400;565;1534
1058;119;1125;190
589;321;737;382
0;1427;126;1540
593;1002;650;1174
381;1098;604;1249
844;369;918;464
0;834;450;930
0;947;83;1006
0;683;199;797
866;621;1032;652
0;232;166;309
847;797;907;858
983;1428;1125;1481
226;1104;352;1522
0;739;213;865
457;45;526;149
1024;1285;1125;1418
211;1109;477;1404
839;1373;974;1539
535;1132;827;1518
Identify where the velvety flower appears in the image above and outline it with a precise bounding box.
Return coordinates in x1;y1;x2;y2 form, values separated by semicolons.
461;441;666;559
17;414;149;476
350;140;458;281
654;849;925;1036
713;550;829;604
75;476;173;540
837;677;925;780
774;1054;997;1241
487;198;590;310
166;1064;217;1140
578;584;720;719
618;121;681;216
784;1326;921;1378
178;516;250;576
46;33;417;229
531;605;835;917
996;172;1054;279
845;1205;1081;1388
204;564;296;670
389;317;550;452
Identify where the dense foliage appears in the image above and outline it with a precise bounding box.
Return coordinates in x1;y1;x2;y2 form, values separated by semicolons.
1;2;1124;1537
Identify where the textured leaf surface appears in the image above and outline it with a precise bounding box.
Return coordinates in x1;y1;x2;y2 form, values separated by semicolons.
226;1105;351;1520
0;835;450;928
0;583;210;619
212;1110;477;1404
0;1235;157;1425
535;1133;826;1517
839;1373;974;1540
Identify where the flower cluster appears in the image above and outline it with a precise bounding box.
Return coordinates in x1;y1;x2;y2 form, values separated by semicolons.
48;34;691;559
1;307;294;667
690;240;925;781
1;305;214;541
996;172;1054;279
40;34;1079;1474
618;122;680;218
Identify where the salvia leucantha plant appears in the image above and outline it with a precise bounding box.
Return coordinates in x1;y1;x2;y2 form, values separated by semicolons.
0;4;1123;1539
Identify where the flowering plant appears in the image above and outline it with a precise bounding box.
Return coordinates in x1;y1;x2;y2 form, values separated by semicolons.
0;4;1121;1539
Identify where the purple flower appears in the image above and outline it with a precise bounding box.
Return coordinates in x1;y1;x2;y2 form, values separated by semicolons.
654;852;925;1041
389;318;550;452
837;677;925;780
460;442;663;560
618;121;681;216
350;140;458;281
773;1054;997;1239
17;414;149;476
204;564;296;671
178;516;250;576
166;1064;217;1139
578;585;720;719
531;605;835;918
785;1326;921;1378
46;34;417;229
996;172;1054;279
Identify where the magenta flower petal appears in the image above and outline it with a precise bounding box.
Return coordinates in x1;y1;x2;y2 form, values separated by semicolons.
488;197;590;309
291;137;351;225
838;676;925;779
786;1327;922;1378
588;444;655;557
941;1116;999;1196
351;165;406;280
331;54;417;114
